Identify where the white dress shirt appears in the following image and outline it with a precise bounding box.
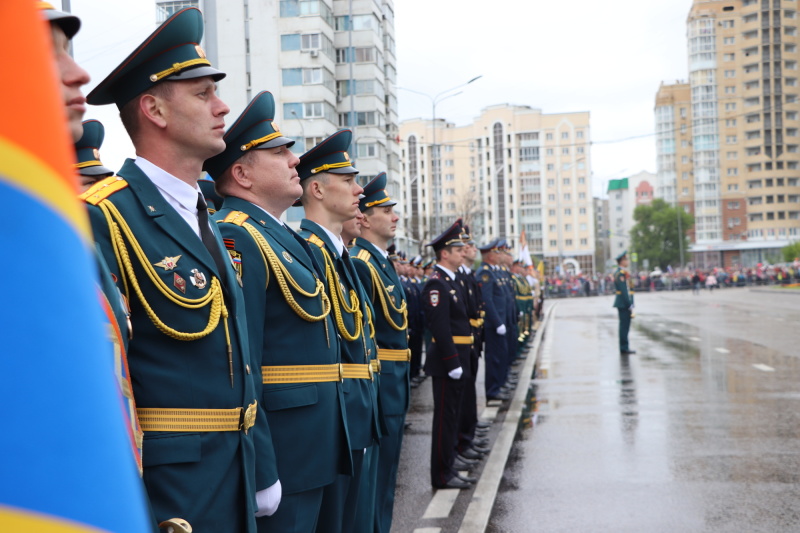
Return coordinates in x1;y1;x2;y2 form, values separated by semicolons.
135;156;205;239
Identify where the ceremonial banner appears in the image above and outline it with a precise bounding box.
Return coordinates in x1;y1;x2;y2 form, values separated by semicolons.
0;2;149;531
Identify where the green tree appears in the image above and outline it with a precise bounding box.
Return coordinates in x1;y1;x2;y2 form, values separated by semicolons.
782;241;800;262
630;199;694;270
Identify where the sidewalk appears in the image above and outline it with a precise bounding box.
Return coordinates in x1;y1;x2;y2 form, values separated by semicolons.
391;308;552;533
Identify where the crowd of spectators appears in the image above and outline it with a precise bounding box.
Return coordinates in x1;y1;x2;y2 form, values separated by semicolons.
542;261;800;299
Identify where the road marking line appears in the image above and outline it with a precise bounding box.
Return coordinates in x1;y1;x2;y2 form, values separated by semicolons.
753;364;775;372
715;347;730;354
689;336;701;342
422;489;460;519
480;406;499;421
414;528;442;533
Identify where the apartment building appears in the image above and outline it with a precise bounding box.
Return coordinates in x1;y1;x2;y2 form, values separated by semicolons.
400;105;595;276
155;0;402;231
655;0;800;268
606;171;657;265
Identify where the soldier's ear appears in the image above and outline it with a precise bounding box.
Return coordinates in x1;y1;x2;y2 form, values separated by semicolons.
229;161;253;189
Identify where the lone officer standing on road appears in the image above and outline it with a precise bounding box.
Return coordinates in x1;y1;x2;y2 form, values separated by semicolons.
613;251;636;355
207;91;351;532
81;8;265;530
350;173;409;533
422;220;475;490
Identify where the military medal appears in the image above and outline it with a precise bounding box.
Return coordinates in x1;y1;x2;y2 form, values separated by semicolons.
174;273;186;294
154;255;181;270
190;268;207;289
282;251;293;263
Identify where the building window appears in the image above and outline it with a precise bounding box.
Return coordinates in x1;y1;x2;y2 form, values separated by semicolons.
156;1;198;24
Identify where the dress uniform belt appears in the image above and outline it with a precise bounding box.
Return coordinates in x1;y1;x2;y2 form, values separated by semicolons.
469;318;484;327
138;401;258;434
432;335;475;345
341;363;374;380
377;348;411;362
262;364;345;384
370;360;381;374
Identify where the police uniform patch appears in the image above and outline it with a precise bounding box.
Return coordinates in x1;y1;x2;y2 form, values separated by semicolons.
228;250;243;278
430;290;439;307
482;273;490;282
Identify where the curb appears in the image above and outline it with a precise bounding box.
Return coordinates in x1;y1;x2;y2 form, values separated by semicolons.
458;303;556;533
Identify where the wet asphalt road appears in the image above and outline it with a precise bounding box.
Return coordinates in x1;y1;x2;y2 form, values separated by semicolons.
490;287;800;533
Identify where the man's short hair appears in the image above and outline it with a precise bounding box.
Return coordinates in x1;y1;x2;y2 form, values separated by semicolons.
214;149;260;196
119;81;176;141
299;171;330;203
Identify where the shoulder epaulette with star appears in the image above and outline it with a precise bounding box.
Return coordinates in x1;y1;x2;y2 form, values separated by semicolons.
80;176;128;206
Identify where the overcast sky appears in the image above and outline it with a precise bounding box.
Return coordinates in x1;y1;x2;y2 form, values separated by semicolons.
64;0;694;197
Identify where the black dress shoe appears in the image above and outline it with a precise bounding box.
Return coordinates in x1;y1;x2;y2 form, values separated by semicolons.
460;448;484;460
487;393;510;402
471;437;490;447
470;444;491;454
620;349;637;355
452;457;474;471
434;477;471;490
456;453;479;465
476;420;492;429
455;472;478;483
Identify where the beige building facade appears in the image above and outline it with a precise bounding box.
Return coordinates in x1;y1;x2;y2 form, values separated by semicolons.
656;0;800;268
400;105;594;276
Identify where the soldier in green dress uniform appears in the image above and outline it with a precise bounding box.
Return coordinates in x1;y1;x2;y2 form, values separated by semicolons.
206;91;352;532
613;251;636;355
82;8;266;531
74;119;114;192
296;130;381;533
350;173;409;533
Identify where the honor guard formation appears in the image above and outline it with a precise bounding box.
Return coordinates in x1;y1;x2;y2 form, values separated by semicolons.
36;3;539;531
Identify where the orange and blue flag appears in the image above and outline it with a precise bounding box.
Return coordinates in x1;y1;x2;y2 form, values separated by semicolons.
0;2;149;531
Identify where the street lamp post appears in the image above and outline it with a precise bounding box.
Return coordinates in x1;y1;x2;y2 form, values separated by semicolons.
398;75;482;235
289;109;306;151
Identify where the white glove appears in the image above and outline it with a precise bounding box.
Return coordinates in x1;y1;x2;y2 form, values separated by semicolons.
448;366;463;380
255;479;282;517
496;324;507;336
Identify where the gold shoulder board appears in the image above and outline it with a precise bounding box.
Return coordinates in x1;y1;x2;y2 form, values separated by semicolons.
220;211;250;226
356;249;372;262
306;234;325;249
80;176;128;206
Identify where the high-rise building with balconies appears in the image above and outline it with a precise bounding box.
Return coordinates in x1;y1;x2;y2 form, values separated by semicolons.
655;0;800;268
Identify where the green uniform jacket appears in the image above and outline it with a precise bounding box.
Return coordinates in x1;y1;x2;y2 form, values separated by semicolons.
299;219;381;450
215;197;352;495
613;267;634;308
350;237;410;416
84;161;261;532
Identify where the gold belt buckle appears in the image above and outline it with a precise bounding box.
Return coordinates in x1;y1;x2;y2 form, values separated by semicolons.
240;400;258;435
339;363;345;382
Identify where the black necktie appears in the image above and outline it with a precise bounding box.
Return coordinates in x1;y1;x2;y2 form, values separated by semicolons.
196;193;229;288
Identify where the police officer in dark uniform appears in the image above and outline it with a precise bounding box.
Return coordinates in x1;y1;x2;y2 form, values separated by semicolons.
476;240;510;402
82;8;264;531
456;225;490;459
408;255;426;387
422;220;475;489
